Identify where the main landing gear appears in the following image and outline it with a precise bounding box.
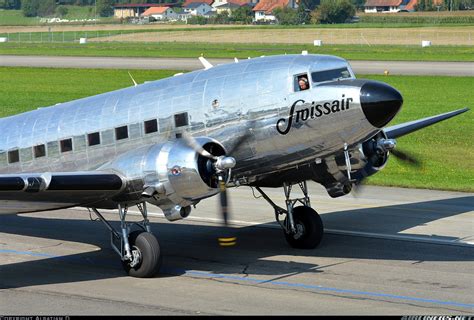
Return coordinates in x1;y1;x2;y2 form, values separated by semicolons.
255;181;324;249
91;202;161;278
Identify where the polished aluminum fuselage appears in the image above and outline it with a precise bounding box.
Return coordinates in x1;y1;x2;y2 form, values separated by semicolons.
0;54;379;213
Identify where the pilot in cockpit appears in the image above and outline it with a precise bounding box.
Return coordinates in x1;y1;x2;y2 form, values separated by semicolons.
298;76;309;91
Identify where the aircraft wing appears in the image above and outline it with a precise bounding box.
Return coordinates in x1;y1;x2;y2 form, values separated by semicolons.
385;108;469;139
0;171;125;214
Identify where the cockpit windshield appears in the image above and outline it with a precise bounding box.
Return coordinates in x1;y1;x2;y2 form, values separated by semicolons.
311;67;352;84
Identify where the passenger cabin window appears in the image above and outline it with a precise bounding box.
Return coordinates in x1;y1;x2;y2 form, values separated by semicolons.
174;112;189;128
8;150;19;164
311;67;351;84
60;138;73;153
115;126;128;140
88;132;101;146
34;144;46;158
144;119;158;134
295;74;310;92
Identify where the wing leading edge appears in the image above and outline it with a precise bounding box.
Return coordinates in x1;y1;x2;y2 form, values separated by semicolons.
0;172;125;214
385;108;469;139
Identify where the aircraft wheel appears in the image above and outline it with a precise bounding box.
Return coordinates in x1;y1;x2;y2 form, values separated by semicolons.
284;206;324;249
122;231;162;278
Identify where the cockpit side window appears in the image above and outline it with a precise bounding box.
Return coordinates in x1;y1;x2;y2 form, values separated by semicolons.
294;74;310;92
311;67;351;84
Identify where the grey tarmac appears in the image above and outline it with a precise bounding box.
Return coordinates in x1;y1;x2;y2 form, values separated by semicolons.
0;184;473;315
0;55;473;76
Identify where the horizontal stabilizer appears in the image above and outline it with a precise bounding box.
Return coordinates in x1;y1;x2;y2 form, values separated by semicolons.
385;108;469;139
198;57;213;70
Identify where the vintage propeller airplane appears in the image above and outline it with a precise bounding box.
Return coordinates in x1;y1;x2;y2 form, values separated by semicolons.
0;53;468;278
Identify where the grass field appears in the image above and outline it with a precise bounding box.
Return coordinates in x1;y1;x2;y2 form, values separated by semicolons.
89;26;474;46
0;8;115;26
0;67;472;192
1;42;473;62
364;74;473;192
358;10;474;25
0;9;41;26
1;25;473;46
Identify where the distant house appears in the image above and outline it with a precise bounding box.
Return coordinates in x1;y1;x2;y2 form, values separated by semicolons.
253;0;296;22
142;6;177;21
364;0;403;13
183;0;215;7
215;0;254;14
184;2;214;16
212;0;228;9
401;0;444;11
215;1;240;14
114;3;176;19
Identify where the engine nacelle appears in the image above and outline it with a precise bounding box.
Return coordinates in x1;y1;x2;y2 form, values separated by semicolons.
101;138;226;220
353;131;391;181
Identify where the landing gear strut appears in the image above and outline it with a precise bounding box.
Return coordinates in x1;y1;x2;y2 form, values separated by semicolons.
255;181;324;249
91;202;162;278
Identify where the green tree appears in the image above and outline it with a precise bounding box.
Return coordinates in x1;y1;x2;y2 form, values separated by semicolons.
459;0;474;9
97;0;114;17
298;0;320;10
311;0;355;24
232;6;253;24
296;5;311;24
38;0;57;16
211;11;231;24
0;0;21;9
445;0;474;10
56;5;69;17
187;15;207;24
273;7;298;25
351;0;365;10
22;0;40;17
416;0;436;10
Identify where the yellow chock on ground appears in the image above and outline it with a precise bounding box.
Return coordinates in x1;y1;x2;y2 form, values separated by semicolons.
218;237;237;247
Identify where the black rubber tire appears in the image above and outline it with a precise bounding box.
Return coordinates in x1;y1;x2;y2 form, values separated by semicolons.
122;231;162;278
284;206;324;249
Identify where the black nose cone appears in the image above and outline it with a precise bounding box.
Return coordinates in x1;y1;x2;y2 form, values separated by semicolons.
360;81;403;128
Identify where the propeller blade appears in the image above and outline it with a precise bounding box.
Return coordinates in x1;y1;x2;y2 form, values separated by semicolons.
351;178;366;196
351;168;369;197
227;132;251;155
217;177;237;247
226;120;256;155
181;131;216;160
390;149;422;167
219;179;229;226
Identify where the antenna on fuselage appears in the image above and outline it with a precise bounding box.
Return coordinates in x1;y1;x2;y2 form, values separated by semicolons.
198;56;213;70
128;71;138;87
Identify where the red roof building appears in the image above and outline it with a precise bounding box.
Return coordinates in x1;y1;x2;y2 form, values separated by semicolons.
404;0;417;10
182;0;214;7
114;3;176;18
253;0;294;22
365;0;402;6
253;0;290;14
364;0;403;12
143;7;170;16
228;0;254;5
404;0;443;11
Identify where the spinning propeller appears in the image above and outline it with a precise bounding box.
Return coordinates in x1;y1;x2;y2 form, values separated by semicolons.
181;130;253;247
352;137;422;195
389;148;421;167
